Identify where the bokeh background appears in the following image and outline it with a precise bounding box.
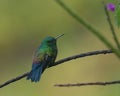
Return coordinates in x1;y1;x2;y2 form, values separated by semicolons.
0;0;120;96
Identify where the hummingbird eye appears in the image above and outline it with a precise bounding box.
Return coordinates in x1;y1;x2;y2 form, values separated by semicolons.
47;39;55;44
47;39;52;43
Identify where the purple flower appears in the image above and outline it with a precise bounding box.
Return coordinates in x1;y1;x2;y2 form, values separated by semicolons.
106;3;115;12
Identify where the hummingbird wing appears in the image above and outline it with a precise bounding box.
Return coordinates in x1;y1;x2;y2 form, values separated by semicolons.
27;47;56;82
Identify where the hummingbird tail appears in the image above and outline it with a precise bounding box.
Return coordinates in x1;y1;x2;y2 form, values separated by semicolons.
27;64;43;82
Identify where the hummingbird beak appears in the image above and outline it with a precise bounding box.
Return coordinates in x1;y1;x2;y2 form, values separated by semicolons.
55;34;64;40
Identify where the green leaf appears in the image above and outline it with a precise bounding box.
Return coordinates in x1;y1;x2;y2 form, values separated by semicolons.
115;2;120;28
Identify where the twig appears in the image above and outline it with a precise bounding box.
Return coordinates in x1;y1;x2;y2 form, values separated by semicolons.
102;1;120;49
49;50;112;67
0;50;112;88
55;80;120;87
55;0;120;57
0;72;29;88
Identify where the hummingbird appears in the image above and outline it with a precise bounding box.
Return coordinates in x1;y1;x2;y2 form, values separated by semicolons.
27;34;64;82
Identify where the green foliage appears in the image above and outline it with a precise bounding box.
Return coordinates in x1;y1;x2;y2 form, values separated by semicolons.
115;2;120;28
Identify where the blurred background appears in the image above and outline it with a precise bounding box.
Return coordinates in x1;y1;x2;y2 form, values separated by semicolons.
0;0;120;96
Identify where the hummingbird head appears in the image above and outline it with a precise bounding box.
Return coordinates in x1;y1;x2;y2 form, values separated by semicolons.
42;36;56;46
42;34;64;46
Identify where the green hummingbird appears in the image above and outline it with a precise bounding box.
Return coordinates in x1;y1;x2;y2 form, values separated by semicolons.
27;34;64;82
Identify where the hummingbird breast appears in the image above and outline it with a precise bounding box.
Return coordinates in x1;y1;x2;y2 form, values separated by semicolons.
46;44;57;56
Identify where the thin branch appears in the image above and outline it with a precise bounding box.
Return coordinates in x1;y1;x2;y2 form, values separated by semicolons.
55;80;120;87
0;72;29;88
0;50;112;88
102;1;120;49
55;0;120;57
49;50;112;67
